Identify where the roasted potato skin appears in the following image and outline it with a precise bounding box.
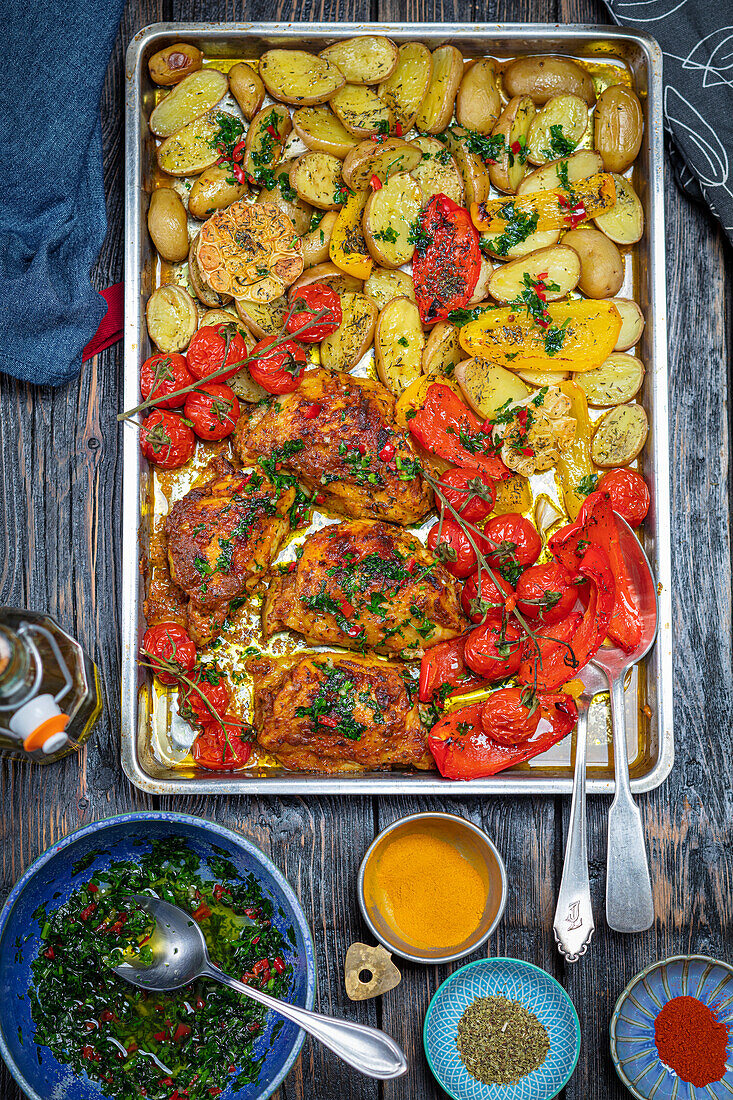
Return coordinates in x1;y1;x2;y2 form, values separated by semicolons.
409;135;464;206
301;211;339;269
289;152;344;211
331;85;393;137
257;160;313;235
147;188;189;262
488;244;580;303
290;262;363;299
148;43;202;86
375;297;424;396
292;106;358;159
456;59;501;134
576;353;645;407
364;269;415;311
517;150;603;195
377;42;433;133
363;174;423;268
443;126;492;207
455;358;531;419
146;285;199;353
320;292;378;372
259;49;345;106
562;227;624;299
526;94;588;166
503;55;596;106
319;36;399;85
415;45;463;134
341;137;421;191
593;174;644;245
149;69;228;138
594;85;643;173
591;403;649;467
610;297;645;351
228;62;265;120
188;167;247;219
489;96;536;194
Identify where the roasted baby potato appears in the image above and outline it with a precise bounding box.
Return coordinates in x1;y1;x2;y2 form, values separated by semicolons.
488;245;580;303
146;285;198;352
503;55;596;106
331;84;393;136
147;188;189;262
149;69;229;138
244;105;292;181
456;59;501;134
526;94;589;166
375;297;425;396
364;268;416;311
593;174;644;245
576;353;645;407
258;160;313;235
342;137;422;190
188;166;247;219
289;262;363;299
363;173;423;268
415;45;463;134
329;189;373;279
320;292;378;372
591;403;649;467
235;295;289;339
422;322;461;378
562;227;624;299
378;43;433;133
610;298;645;351
468;255;494;306
289;151;344;210
156;110;226;176
488;96;536;193
517;150;604;195
320;36;399;85
189;235;227;307
516;368;570;385
228;62;265;120
455;358;531;419
594;85;644;173
301;211;339;269
443;126;492;207
480;225;561;262
148;43;202;86
409;135;464;206
259;50;345;106
292;106;358;159
199;307;242;328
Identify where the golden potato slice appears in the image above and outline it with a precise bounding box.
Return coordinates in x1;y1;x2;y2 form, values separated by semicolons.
156;110;226;176
409;135;464;206
149;69;228;138
189;235;227;307
576;354;645;408
468;255;494;306
593;174;644;245
594;85;644;173
455;358;531;419
229;367;268;404
526;94;589;166
378;43;433;133
329;189;373;279
188;166;247;220
258;160;313;235
320;36;399;85
146;286;198;352
517;150;604;195
364;269;415;311
228;62;265;120
375;297;425;396
480;225;561;262
301;211;339;269
320;292;378;371
289;152;344;210
488;97;536;194
292;106;358;159
503;56;596;106
422;322;461;378
147;189;189;262
610;298;645;351
456;59;501;134
591;404;648;467
415;45;463;134
289;262;363;299
235;296;288;340
488;245;580;303
199;307;241;328
197;201;303;304
562;228;624;299
331;85;393;137
244;105;292;183
148;43;202;86
442;127;492;207
259;50;345;106
516;368;570;385
363;174;423;268
342;137;422;191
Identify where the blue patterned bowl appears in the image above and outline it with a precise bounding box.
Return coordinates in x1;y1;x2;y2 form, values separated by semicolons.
423;957;580;1100
0;812;316;1100
610;954;733;1099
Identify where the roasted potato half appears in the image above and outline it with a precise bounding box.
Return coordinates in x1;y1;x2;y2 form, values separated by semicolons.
489;96;536;194
468;255;494;306
526;94;589;166
456;59;501;134
149;69;229;138
188;166;247;220
148;43;202;86
576;353;645;407
517;150;604;195
593;174;644;245
292;106;358;159
342;137;422;190
415;45;463;134
259;50;345;106
480;226;561;262
320;292;378;372
244;105;292;180
146;286;198;352
364;268;416;311
289;152;344;210
409;135;464;206
375;297;425;396
235;296;289;339
363;173;423;268
189;235;227;307
156;110;228;176
331;84;393;137
147;188;189;262
301;211;339;269
488;245;580;303
378;43;433;133
443;126;492;207
199;308;241;328
503;55;596;106
455;358;531;419
329;189;373;280
320;36;399;85
591;403;649;467
228;62;265;120
610;298;645;351
257;160;313;235
516;368;570;385
290;262;363;299
563;227;624;299
422;322;461;378
594;85;644;173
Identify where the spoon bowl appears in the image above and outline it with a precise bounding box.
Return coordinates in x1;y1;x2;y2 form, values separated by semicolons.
112;894;221;990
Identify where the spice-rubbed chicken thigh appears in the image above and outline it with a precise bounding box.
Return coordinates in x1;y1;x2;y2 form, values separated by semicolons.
165;457;294;646
233;368;432;525
248;651;431;773
263;520;467;657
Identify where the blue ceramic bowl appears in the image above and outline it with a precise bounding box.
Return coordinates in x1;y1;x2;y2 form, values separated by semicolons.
0;811;316;1100
423;957;580;1100
610;954;733;1099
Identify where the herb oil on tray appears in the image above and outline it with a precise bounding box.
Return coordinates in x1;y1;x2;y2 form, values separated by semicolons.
456;995;550;1085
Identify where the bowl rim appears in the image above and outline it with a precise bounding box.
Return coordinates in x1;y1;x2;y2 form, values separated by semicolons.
0;810;316;1100
357;811;508;965
422;955;581;1100
609;952;733;1100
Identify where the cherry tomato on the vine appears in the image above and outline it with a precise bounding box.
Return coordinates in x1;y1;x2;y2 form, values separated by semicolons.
481;687;541;746
178;670;230;727
184;382;240;441
484;513;542;569
427;516;485;579
139;410;196;470
597;468;650;527
463;612;524;682
437;467;496;523
248;338;308;394
140;352;193;409
193;717;253;770
186;323;249;382
141;623;196;686
285;284;342;343
515;562;577;625
462;571;515;623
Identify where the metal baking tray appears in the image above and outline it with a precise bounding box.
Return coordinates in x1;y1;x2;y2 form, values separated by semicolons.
121;22;673;796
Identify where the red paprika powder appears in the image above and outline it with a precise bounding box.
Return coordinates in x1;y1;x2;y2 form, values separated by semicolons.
654;996;729;1086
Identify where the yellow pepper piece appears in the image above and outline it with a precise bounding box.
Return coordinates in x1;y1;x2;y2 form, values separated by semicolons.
471;173;617;235
493;474;532;515
329;188;373;280
555;380;598;520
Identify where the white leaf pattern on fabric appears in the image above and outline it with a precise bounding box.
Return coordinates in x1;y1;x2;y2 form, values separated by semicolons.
663;86;729;186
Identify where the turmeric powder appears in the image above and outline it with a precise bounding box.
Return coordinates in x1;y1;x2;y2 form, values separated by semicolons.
368;830;487;951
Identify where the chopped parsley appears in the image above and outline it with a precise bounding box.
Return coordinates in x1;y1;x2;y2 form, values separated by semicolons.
407;219;431;254
482;208;539;258
577;473;599;496
372;225;399;243
542;123;577;160
295;660;366;741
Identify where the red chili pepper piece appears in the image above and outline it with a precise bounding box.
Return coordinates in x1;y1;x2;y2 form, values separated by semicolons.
173;1023;192;1042
369;173;383;190
378;442;395;461
212;884;224;901
412;195;481;326
154;1031;168;1042
44;946;55;960
191;902;212;922
394;121;403;136
339;599;354;618
88;883;99;894
273;956;286;974
79;902;97;922
409;384;512;479
303;403;322;419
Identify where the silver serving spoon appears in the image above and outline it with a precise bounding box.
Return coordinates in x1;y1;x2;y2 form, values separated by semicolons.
112;894;407;1080
591;515;658;934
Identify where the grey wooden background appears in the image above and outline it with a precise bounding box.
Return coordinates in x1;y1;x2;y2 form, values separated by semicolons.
1;1;732;1098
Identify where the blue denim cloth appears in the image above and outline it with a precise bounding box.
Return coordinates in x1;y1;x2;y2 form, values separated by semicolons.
0;0;126;386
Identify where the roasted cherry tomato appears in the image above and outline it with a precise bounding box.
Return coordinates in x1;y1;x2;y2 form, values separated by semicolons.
427;517;485;579
186;323;249;382
597;468;650;527
285;284;342;343
178;670;230;727
515;562;577;624
463;612;524;682
184;382;240;441
437;467;496;523
412;194;481;325
141;623;196;686
193;717;253;770
248;338;308;394
139;352;193;409
139;410;196;469
484;513;542;569
481;687;541;746
462;570;515;623
418;637;485;703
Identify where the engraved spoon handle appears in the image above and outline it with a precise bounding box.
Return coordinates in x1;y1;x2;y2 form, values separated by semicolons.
553;701;594;962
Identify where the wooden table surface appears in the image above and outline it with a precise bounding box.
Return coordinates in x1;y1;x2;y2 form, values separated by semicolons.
2;1;732;1097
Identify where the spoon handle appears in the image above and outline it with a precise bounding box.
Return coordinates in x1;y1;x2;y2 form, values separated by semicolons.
202;962;407;1080
605;672;654;933
553;702;594;962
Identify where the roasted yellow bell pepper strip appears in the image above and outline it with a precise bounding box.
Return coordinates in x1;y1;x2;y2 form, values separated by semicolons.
555;380;598;520
471;173;617;241
329;188;373;280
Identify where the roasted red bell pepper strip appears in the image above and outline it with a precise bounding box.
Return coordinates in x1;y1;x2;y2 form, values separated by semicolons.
412;194;481;326
427;693;578;779
517;612;583;690
418;636;485;703
409;383;512;478
550;490;642;652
